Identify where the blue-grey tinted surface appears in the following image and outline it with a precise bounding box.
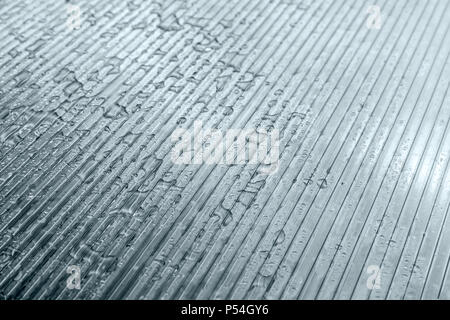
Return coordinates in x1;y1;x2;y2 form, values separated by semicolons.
0;0;450;300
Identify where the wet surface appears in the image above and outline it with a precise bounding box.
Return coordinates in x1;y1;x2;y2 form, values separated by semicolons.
0;0;449;299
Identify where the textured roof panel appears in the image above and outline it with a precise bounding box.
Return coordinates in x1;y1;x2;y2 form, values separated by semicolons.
0;0;449;299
